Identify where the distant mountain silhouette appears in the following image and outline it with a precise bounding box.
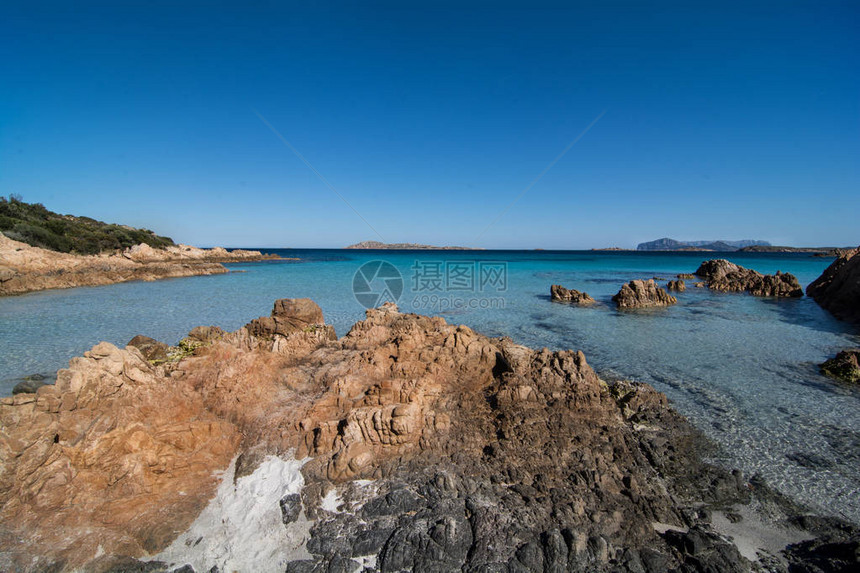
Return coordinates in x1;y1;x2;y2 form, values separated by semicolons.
637;238;771;252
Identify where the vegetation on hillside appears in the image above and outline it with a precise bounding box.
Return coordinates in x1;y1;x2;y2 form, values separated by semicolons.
0;195;175;255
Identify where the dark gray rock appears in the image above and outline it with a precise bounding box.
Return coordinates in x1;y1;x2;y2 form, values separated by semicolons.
101;558;172;572
784;534;860;572
351;527;394;556
663;525;749;572
280;493;302;525
361;487;424;518
284;560;318;573
12;374;50;394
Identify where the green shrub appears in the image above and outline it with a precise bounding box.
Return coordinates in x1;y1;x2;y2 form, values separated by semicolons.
0;196;176;254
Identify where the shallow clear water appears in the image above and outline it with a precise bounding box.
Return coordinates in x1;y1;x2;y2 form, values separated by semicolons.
1;250;858;523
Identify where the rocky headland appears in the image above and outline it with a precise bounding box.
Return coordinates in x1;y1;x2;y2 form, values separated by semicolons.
694;260;803;298
612;279;677;309
0;299;856;572
0;233;281;296
550;284;596;304
806;246;860;323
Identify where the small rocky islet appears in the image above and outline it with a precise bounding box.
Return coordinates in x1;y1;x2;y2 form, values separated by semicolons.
550;284;595;305
612;279;677;309
1;297;858;572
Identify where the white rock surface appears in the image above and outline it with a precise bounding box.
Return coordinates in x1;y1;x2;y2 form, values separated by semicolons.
152;454;311;573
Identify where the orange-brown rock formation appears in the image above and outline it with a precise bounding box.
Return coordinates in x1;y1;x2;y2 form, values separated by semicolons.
0;298;856;572
0;232;281;296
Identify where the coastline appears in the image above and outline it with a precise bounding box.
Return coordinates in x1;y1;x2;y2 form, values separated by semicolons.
0;233;288;297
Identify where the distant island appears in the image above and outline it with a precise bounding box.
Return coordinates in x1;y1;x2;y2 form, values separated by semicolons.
637;238;771;252
634;237;843;255
346;241;483;250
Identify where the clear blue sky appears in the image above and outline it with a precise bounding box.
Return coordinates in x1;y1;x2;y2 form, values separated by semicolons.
1;1;857;249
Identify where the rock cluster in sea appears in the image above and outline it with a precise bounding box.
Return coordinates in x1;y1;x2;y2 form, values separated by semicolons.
550;284;596;304
0;299;857;572
612;279;677;309
694;259;803;297
806;246;860;323
667;279;686;292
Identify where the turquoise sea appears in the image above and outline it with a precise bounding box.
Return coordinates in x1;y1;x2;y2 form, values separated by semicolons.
1;250;858;524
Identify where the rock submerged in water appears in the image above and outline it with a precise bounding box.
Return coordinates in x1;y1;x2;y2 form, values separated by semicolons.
820;349;860;384
612;279;677;309
10;373;51;395
694;259;803;297
0;298;855;572
807;246;860;323
550;284;595;304
667;279;686;292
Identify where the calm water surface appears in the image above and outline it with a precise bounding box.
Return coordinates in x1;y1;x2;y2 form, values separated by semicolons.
1;250;858;523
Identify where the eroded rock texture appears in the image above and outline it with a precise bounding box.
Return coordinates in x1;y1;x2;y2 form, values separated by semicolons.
694;259;803;297
0;342;240;571
550;284;596;304
0;299;855;572
612;279;677;309
807;246;860;322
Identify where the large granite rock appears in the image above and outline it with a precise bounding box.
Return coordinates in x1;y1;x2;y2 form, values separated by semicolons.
0;299;855;572
612;279;677;309
0;342;241;570
820;349;860;384
550;284;595;304
244;298;336;341
694;259;803;297
807;246;860;322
